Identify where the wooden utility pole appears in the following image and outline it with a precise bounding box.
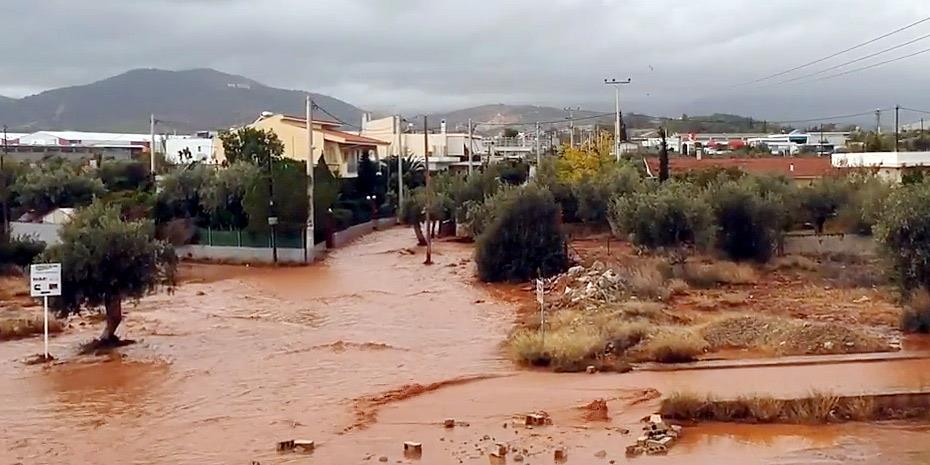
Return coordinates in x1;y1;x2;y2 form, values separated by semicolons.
423;116;432;265
894;105;900;152
467;118;474;177
1;125;7;238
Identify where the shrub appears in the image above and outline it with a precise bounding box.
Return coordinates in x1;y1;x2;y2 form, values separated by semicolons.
902;288;930;333
639;329;707;363
573;165;642;225
608;182;712;249
331;208;354;231
13;160;105;213
475;185;568;282
676;261;757;288
708;181;780;262
836;173;892;235
622;262;670;301
509;326;603;371
875;182;930;292
98;160;150;192
799;177;850;233
0;236;46;268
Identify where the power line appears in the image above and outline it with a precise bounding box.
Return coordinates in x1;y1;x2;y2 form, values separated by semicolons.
812;45;930;82
772;31;930;86
772;109;890;125
744;15;930;84
901;107;930;115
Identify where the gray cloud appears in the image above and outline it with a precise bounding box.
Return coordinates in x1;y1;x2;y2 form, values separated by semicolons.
4;0;930;123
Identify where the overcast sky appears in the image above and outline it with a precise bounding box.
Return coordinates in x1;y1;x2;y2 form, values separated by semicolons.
4;0;930;123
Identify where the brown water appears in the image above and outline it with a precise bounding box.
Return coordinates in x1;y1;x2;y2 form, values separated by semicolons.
1;227;929;465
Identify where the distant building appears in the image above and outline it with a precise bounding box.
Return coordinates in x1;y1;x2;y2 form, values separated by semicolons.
1;132;28;145
165;137;219;164
832;151;930;182
218;113;388;178
361;116;484;171
1;144;139;162
17;131;155;149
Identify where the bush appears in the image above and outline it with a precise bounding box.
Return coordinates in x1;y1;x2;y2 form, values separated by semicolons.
902;288;930;333
638;329;707;363
608;182;712;249
875;182;930;292
475;185;569;282
13;160;105;213
708;181;780;262
331;208;354;231
799;177;850;233
0;236;46;268
98;160;150;192
573;164;642;225
676;261;757;288
836;173;891;235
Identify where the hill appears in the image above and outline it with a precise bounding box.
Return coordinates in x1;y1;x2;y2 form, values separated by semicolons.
0;68;363;133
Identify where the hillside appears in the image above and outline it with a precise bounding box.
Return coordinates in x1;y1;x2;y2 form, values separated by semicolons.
0;68;364;133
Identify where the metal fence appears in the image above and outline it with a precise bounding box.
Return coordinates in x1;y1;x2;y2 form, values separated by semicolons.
195;228;305;249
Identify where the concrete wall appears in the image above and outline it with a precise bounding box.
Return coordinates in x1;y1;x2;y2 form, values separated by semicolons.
783;233;876;256
10;222;62;245
331;218;398;248
176;218;397;264
175;243;326;265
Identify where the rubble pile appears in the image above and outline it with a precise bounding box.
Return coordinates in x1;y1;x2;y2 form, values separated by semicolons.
553;262;625;307
625;414;682;456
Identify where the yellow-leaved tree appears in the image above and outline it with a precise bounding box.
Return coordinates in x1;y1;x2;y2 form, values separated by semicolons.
555;131;616;183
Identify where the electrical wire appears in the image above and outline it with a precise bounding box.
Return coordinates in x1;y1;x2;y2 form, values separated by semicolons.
743;15;930;84
811;46;930;82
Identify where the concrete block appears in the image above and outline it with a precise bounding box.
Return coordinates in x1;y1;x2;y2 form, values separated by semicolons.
586;365;597;374
554;447;567;462
293;440;315;452
494;443;508;456
444;418;456;428
277;440;295;451
404;441;423;458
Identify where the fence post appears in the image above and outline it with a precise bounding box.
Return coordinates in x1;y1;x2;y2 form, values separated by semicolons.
208;227;213;246
237;230;242;247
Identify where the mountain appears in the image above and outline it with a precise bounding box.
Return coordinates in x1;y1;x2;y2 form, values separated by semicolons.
427;104;763;134
0;68;364;133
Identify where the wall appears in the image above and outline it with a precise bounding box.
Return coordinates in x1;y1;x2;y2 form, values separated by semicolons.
783;233;876;256
10;222;63;245
165;137;216;163
175;243;325;265
331;218;398;248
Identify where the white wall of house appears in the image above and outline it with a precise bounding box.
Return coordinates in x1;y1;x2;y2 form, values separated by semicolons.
165;137;218;163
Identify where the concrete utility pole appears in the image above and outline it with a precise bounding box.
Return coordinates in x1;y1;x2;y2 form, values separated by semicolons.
2;125;8;238
467;118;474;177
875;109;882;134
149;114;157;174
894;105;900;153
535;121;541;175
564;107;579;148
305;96;315;263
397;116;405;214
423;116;432;265
604;78;631;161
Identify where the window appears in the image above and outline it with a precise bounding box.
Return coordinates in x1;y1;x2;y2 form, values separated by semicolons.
346;149;359;173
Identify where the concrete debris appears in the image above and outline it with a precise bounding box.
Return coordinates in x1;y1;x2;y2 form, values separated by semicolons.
626;414;681;456
404;441;423;458
524;411;552;426
379;456;388;462
444;418;456;428
585;365;597;374
554;447;568;462
513;454;524;462
594;449;607;458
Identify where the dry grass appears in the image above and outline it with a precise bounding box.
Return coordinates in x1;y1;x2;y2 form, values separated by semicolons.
0;316;64;341
635;329;708;363
902;288;930;333
660;392;918;424
719;292;748;307
677;261;758;289
623;262;670;301
615;301;666;321
769;255;818;271
700;314;891;355
667;278;690;296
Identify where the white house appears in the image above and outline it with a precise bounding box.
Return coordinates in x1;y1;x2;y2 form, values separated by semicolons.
832;151;930;182
165;137;218;163
361;116;485;171
17;131;155;148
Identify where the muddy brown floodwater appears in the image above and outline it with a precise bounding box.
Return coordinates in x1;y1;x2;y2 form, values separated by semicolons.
1;227;929;465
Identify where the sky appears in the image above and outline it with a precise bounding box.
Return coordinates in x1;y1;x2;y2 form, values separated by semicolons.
4;0;930;124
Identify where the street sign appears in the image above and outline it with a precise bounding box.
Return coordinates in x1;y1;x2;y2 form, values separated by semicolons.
30;263;61;297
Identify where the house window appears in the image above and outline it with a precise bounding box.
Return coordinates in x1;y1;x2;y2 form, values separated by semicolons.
347;149;359;173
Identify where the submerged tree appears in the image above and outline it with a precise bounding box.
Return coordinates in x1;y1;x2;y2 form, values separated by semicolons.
42;202;177;344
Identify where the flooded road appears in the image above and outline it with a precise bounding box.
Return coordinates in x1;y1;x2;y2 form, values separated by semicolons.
1;227;929;464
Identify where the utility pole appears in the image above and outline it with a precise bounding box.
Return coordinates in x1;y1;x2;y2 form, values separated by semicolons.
604;78;631;162
423;116;432;265
894;105;900;153
875;109;882;134
1;124;7;238
564;107;578;148
659;127;669;182
467;118;474;177
535;121;541;176
305;96;315;263
397;117;405;214
268;148;278;264
149;114;157;174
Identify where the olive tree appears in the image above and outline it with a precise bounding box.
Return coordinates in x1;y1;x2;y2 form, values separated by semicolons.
42;202;177;343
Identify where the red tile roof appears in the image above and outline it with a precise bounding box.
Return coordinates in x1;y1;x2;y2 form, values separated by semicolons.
324;129;389;146
644;156;834;179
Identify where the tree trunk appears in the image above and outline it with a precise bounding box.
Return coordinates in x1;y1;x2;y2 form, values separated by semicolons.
413;222;427;246
100;295;123;342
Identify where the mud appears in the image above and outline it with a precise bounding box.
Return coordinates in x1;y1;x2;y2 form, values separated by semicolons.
1;227;929;464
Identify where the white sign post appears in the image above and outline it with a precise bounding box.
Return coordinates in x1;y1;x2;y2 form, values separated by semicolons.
536;277;545;348
30;263;62;360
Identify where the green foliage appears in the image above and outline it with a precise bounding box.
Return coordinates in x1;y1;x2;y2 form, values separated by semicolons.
200;162;259;229
356;154;379;196
400;187;426;226
535;157;579;223
836;172;892;235
475;185;569;282
12;161;105;213
0;236;46;268
381;155;426;198
155;164;213;223
242;159;308;233
573;164;642;224
799;177;850;233
609;182;712;249
98;160;150;192
673;166;745;188
502;127;519;138
708;180;780;262
41;202;177;315
313;158;341;241
497;160;529;185
875;182;930;292
219;127;284;166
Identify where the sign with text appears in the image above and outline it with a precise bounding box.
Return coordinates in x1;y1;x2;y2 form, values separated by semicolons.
30;263;62;297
